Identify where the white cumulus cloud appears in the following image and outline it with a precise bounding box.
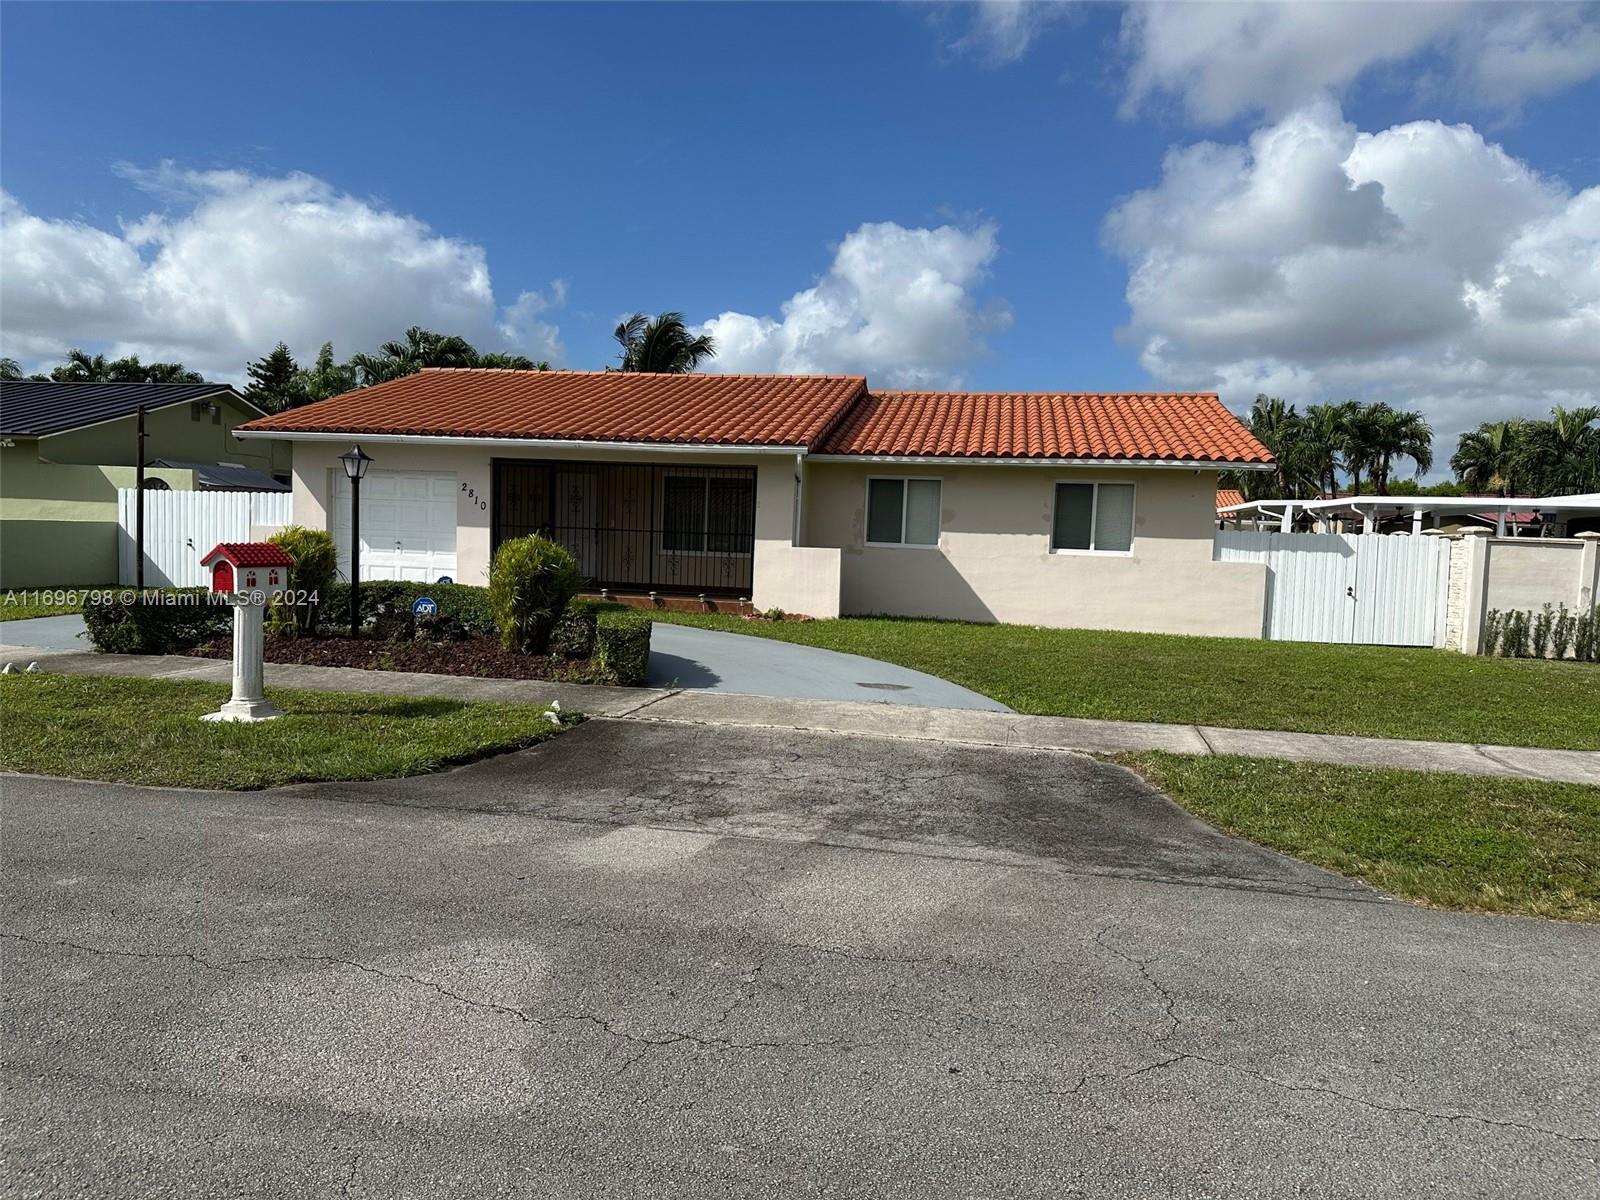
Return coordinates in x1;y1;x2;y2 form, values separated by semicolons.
1103;97;1600;453
1119;1;1600;124
699;221;1012;386
0;163;564;379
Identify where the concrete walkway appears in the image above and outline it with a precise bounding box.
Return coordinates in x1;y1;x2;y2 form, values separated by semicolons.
4;645;1596;785
4;616;1009;712
0;614;89;652
645;621;1009;711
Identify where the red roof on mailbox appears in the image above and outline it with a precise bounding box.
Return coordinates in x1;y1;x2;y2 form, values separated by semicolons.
200;542;296;569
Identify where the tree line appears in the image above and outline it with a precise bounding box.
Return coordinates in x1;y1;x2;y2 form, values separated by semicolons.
8;337;1593;496
1227;394;1598;500
0;311;717;414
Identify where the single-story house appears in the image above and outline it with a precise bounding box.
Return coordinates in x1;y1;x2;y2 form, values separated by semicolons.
236;369;1274;637
0;380;291;587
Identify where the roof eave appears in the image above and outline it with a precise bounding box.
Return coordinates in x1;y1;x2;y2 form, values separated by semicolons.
232;428;812;455
806;453;1277;470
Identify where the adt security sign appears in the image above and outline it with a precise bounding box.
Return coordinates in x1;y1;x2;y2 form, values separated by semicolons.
412;596;439;617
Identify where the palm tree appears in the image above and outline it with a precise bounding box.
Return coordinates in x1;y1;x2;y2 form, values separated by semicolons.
477;352;551;370
0;357;23;381
45;349;201;383
1528;405;1600;495
1237;394;1321;500
613;312;716;373
1451;419;1524;496
50;349;110;381
1360;404;1433;494
351;326;480;384
1302;400;1357;497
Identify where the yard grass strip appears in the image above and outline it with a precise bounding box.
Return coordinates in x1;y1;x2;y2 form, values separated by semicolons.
1;589;106;620
647;612;1600;750
1124;752;1600;922
0;674;573;789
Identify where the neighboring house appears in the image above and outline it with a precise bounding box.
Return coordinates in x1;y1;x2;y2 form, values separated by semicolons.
236;370;1274;637
0;381;291;587
1216;488;1244;525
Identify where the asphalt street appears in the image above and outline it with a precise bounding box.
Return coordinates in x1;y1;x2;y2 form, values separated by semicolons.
3;720;1597;1198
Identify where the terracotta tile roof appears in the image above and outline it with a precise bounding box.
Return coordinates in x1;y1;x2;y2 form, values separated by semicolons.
1216;488;1245;511
817;391;1272;464
238;369;866;447
201;542;296;568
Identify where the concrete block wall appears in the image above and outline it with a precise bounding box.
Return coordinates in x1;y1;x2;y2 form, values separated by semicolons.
1439;529;1600;654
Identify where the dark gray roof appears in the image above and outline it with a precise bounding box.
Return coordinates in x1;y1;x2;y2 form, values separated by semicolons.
150;459;290;492
0;380;258;438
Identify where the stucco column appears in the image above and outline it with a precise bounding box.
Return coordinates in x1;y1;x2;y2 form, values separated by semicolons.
1577;532;1600;612
201;601;283;722
1454;528;1492;655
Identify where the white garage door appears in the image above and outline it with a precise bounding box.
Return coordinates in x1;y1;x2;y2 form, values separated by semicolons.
332;469;458;583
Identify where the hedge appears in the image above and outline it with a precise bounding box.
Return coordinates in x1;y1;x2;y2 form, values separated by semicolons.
82;589;233;654
325;581;497;638
593;608;653;685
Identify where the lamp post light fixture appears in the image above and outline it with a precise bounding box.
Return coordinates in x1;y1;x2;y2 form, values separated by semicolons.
339;445;373;637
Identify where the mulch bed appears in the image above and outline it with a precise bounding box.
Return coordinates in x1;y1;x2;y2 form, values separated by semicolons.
185;635;605;683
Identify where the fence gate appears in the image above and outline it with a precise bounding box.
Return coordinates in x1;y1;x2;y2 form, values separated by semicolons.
118;489;294;587
1215;531;1449;646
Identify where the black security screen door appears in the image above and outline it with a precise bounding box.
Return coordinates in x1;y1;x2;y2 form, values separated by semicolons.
492;460;757;595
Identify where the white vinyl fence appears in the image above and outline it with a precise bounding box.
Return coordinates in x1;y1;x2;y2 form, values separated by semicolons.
118;489;293;587
1215;530;1450;646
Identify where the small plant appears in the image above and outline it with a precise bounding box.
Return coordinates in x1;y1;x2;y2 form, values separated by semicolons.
1499;610;1527;658
763;606;787;622
1480;609;1503;656
267;526;337;637
1552;605;1576;661
488;535;581;654
1577;607;1599;663
1531;603;1554;659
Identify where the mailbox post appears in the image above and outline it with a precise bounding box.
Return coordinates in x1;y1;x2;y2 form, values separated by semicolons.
199;542;295;723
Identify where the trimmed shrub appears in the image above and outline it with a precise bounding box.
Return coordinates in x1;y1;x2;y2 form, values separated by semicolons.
551;599;599;659
324;580;496;639
1552;605;1577;661
488;535;581;654
593;608;653;685
82;589;232;654
267;526;337;637
1480;609;1503;656
1531;603;1554;659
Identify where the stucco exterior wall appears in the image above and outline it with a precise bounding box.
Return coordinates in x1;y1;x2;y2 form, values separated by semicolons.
0;441;194;587
282;442;1264;633
801;461;1266;637
1483;537;1598;614
41;397;289;477
287;442;820;606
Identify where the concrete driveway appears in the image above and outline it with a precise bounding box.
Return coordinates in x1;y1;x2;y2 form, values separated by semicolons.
646;621;1008;710
0;613;89;652
3;721;1595;1198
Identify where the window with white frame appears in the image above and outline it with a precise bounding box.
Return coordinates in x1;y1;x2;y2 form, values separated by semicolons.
866;477;942;547
1052;482;1135;553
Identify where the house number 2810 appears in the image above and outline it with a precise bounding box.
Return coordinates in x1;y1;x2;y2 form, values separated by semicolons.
461;482;487;511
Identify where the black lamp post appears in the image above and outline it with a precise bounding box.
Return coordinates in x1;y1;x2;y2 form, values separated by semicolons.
339;445;373;637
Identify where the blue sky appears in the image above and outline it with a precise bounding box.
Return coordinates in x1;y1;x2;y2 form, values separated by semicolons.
3;1;1598;456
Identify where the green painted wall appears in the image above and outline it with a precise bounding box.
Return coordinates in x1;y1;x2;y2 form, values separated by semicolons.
40;394;289;476
0;396;289;587
0;446;194;587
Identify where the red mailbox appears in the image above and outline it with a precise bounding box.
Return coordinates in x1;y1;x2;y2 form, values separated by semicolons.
201;542;295;597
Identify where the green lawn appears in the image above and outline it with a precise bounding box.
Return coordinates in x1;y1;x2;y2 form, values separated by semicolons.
0;588;109;620
0;674;573;788
650;613;1599;750
1126;753;1600;922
